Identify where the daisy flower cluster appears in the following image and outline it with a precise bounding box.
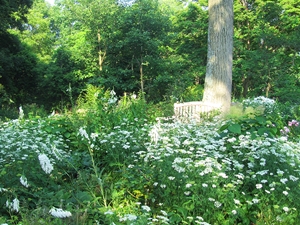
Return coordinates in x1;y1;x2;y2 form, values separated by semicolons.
77;117;151;168
0;119;69;215
122;116;300;224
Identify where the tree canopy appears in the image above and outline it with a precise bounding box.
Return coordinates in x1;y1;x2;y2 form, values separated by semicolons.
0;0;300;110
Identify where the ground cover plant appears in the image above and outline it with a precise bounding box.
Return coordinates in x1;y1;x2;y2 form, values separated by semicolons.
0;95;300;224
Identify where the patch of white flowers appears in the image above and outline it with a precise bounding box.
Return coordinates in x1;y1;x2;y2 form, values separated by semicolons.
242;96;276;114
0;120;68;174
49;207;72;218
0;118;69;215
6;198;20;212
122;114;300;223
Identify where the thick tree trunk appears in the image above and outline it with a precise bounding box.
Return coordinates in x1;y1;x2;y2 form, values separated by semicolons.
202;0;233;112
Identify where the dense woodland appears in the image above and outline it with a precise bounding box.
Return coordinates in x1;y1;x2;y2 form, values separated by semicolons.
0;0;299;114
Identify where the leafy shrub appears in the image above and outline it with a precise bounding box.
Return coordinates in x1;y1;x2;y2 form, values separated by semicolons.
0;119;74;223
220;97;285;139
77;117;151;170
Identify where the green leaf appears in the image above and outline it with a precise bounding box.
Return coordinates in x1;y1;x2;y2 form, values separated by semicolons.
228;124;241;134
256;116;266;125
219;124;229;132
75;191;93;202
257;127;268;136
64;132;71;138
44;126;52;133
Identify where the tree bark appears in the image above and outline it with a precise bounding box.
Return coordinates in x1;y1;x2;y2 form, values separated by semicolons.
202;0;233;112
98;29;106;71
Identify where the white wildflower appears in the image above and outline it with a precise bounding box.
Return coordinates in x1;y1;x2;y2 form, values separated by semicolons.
256;184;263;189
123;144;130;149
277;169;284;176
218;172;228;178
289;175;299;181
283;191;288;196
256;170;269;176
156;215;169;222
235;173;244;179
160;210;168;216
234;199;241;205
232;210;237;215
49;207;72;218
0;187;7;192
149;125;160;145
38;154;53;174
126;214;137;221
283;207;289;212
186;183;192;188
196;216;204;221
90;133;98;140
187;216;193;221
280;178;288;184
141;205;151;212
227;137;236;143
119;214;137;222
160;184;166;189
78;127;89;140
214;201;222;208
6;198;20;212
19;106;24;119
20;176;29;188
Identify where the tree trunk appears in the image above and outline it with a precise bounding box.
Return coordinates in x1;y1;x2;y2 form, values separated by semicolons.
202;0;233;112
97;29;106;71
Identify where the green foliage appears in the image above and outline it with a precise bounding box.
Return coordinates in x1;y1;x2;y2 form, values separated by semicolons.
233;0;300;101
2;97;300;224
220;97;284;139
0;118;73;221
0;0;33;33
0;42;39;106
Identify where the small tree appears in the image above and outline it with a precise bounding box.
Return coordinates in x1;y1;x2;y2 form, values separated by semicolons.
202;0;233;112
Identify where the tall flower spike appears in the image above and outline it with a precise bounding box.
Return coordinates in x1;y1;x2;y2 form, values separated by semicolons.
38;154;54;174
20;175;29;188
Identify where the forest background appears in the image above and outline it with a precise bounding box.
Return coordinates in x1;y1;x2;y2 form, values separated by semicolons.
1;0;300;116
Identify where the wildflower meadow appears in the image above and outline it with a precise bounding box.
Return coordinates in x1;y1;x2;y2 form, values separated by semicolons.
0;90;300;224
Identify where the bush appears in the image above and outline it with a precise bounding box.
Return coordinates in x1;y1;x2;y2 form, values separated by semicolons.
0;118;75;224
